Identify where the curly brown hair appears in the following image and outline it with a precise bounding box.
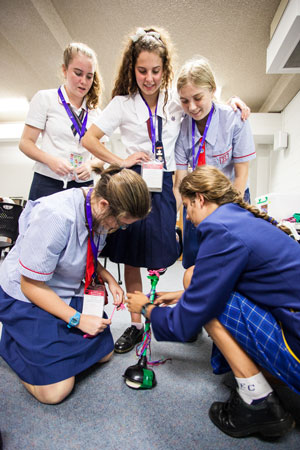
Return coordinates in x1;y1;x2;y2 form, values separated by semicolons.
179;165;291;236
111;26;175;109
63;43;102;110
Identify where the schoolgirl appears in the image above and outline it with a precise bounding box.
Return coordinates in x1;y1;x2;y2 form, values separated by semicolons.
173;56;256;269
82;27;250;354
126;165;300;439
0;166;150;404
19;42;104;200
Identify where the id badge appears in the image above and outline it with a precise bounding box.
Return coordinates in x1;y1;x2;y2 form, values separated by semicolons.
141;160;163;192
82;284;106;317
69;152;83;182
70;152;83;168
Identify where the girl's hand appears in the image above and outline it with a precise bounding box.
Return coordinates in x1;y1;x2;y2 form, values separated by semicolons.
107;280;124;307
126;291;149;313
78;314;111;336
227;96;251;121
75;161;92;180
122;152;150;168
47;155;73;176
154;290;183;306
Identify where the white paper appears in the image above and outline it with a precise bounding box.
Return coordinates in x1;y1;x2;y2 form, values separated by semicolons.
142;162;163;192
82;292;105;317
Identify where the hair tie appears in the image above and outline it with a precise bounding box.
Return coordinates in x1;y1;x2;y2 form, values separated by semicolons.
131;28;161;43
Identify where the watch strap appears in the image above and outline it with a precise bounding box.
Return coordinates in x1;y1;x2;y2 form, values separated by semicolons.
67;311;81;328
141;302;152;318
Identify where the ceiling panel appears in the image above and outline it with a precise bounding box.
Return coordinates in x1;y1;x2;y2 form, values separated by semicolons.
1;0;299;123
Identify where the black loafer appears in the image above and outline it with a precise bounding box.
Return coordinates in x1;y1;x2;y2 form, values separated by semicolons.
209;390;295;438
114;326;144;353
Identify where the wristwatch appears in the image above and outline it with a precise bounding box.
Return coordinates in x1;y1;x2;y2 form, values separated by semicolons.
67;311;81;328
141;302;153;318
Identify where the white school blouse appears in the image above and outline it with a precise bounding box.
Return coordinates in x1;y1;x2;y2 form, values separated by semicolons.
93;91;184;172
0;188;107;304
25;85;102;182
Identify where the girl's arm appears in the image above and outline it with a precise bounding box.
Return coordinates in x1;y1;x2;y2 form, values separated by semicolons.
21;276;110;335
97;261;124;306
82;124;124;165
82;124;150;168
173;169;188;211
19;125;73;176
233;161;249;195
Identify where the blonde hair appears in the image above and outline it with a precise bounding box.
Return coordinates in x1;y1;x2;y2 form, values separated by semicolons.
93;165;151;221
179;165;291;235
63;43;102;109
111;26;174;109
177;56;216;94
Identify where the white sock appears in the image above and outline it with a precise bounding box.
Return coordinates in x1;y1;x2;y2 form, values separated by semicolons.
131;322;143;330
235;372;273;405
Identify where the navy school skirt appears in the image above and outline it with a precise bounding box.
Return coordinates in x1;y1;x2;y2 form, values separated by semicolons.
101;167;178;269
0;287;114;385
29;172;93;201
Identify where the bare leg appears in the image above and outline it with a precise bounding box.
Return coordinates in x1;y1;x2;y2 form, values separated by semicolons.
98;350;114;363
205;318;259;377
183;265;195;290
114;265;144;353
21;376;75;404
124;264;143;323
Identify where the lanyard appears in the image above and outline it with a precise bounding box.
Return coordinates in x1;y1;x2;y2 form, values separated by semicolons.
141;94;158;154
85;188;101;278
192;105;214;170
157;115;162;142
58;87;88;142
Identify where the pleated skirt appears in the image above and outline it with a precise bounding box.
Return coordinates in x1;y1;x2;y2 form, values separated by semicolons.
101;167;178;269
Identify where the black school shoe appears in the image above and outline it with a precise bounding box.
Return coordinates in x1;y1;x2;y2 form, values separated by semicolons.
209;390;295;438
114;326;144;353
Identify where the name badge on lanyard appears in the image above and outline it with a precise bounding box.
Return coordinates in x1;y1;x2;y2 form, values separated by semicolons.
192;105;214;171
141;94;165;192
82;285;106;318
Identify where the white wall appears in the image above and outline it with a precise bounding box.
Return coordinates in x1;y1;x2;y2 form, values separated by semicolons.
269;90;300;193
0;140;34;198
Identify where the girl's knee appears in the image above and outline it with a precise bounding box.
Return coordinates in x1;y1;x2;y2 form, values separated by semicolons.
205;318;224;335
24;377;75;404
99;350;114;363
183;265;195;289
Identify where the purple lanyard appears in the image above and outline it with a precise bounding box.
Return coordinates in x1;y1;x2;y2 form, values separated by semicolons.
192;105;214;170
141;94;158;154
58;87;88;142
85;188;101;269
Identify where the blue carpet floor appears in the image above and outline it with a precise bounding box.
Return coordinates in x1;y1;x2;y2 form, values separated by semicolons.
1;262;300;449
